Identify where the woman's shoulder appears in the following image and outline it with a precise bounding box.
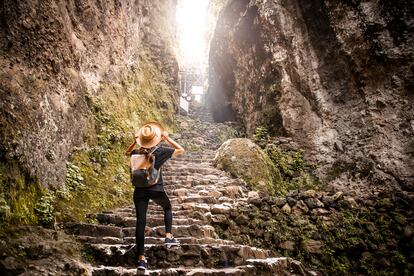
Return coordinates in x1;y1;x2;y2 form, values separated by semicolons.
154;145;175;155
155;145;173;151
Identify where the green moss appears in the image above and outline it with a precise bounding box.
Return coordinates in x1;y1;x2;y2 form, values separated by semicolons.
215;138;279;193
212;194;414;275
53;56;177;222
1;49;178;227
265;145;320;195
218;125;237;144
0;157;46;229
81;245;96;264
215;138;320;195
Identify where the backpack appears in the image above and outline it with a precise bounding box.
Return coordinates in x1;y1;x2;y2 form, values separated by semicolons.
130;146;161;188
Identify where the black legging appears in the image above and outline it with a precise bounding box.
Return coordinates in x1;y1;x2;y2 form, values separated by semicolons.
133;189;173;256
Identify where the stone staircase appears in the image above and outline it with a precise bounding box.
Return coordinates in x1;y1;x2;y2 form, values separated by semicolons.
63;107;308;275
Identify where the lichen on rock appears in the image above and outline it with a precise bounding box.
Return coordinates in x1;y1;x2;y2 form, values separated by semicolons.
214;138;281;193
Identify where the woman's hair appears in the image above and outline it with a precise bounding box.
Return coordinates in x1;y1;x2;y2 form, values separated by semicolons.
137;147;155;160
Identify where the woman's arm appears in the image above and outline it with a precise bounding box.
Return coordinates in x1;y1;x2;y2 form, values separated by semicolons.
162;132;185;158
125;135;137;156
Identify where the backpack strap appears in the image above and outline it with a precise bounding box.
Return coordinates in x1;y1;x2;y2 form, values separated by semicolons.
149;145;161;184
150;145;159;154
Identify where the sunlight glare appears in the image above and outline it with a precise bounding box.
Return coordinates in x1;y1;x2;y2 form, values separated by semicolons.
176;0;209;69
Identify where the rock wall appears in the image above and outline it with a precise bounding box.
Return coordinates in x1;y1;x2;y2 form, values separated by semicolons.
0;0;178;189
208;0;414;192
211;189;414;274
0;0;179;224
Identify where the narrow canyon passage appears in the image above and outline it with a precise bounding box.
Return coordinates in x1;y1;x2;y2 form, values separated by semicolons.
0;0;413;275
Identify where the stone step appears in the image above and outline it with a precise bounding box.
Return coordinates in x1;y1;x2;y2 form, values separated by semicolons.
105;209;209;219
109;202;185;214
179;195;219;204
165;161;213;167
64;223;217;239
163;162;214;167
93;213;205;227
162;176;236;183
105;198;231;214
147;204;210;214
169;186;245;199
77;236;235;246
163;181;234;189
163;167;223;175
91;264;274;276
85;243;269;268
173;157;215;162
174;152;215;158
165;159;213;164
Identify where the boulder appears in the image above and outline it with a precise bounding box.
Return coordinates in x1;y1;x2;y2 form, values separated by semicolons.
280;241;295;251
214;138;281;193
210;204;232;215
281;204;292;214
290;259;307;275
302;240;323;254
235;214;249;225
208;190;222;198
304;198;324;209
302;190;317;198
223;186;244;198
292;200;309;215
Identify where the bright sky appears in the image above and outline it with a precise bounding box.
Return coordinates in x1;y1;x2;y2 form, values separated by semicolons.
176;0;209;69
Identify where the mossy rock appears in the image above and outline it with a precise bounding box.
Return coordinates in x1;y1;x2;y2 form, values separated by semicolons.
214;138;281;193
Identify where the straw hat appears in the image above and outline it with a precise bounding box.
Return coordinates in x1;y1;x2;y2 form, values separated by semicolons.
135;122;164;149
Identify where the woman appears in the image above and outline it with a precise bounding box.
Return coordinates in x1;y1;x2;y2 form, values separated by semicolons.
125;121;185;271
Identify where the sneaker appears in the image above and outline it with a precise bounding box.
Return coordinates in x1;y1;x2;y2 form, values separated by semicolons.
137;259;147;270
165;236;180;248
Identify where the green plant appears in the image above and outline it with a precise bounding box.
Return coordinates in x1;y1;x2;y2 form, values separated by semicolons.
16;244;26;257
266;146;305;178
253;126;269;142
0;194;10;222
34;192;55;227
81;246;95;263
264;144;319;195
55;162;85;200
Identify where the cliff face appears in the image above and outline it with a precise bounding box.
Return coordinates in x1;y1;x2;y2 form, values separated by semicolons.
0;0;178;223
0;0;178;188
208;0;414;192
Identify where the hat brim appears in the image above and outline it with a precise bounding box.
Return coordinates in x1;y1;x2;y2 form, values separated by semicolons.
136;122;164;148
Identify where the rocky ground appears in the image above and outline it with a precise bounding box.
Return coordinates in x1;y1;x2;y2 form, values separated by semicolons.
1;106;413;275
62;107;315;275
0;107;314;275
